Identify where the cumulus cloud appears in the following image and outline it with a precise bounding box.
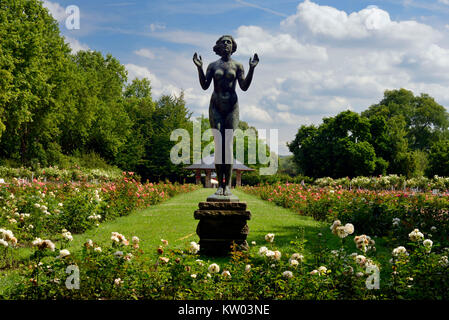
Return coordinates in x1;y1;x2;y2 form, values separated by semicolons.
275;112;311;125
240;105;272;123
234;25;327;61
125;63;162;90
42;0;67;22
134;48;156;59
64;36;89;53
281;0;441;47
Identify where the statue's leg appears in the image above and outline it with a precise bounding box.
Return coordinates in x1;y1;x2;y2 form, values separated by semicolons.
215;164;224;195
223;164;233;195
219;124;227;191
223;107;238;196
210;104;224;195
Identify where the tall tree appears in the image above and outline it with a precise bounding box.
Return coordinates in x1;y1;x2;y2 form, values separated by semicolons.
138;93;192;182
59;51;131;161
426;140;449;177
362;88;449;151
0;0;71;164
115;78;155;172
409;93;449;150
288;111;378;178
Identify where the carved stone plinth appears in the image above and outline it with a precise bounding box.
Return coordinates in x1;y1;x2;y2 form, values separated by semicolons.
194;200;251;256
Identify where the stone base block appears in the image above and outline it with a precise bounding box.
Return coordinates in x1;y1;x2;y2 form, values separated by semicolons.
194;200;250;256
198;239;249;256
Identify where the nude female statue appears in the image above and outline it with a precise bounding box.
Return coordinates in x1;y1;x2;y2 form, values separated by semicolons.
193;35;258;196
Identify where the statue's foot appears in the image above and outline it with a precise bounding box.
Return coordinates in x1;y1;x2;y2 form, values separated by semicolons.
223;185;233;196
215;187;224;196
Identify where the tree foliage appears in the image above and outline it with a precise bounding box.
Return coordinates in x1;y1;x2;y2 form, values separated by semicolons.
0;0;194;182
426;140;449;177
289;89;449;178
0;0;71;163
362;88;449;151
288;111;377;178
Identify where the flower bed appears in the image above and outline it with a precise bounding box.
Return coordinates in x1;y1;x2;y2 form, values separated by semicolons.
0;173;199;246
0;165;123;183
313;175;449;192
240;184;449;246
2;221;448;300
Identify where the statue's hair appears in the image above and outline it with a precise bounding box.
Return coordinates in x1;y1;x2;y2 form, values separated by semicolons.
213;35;237;56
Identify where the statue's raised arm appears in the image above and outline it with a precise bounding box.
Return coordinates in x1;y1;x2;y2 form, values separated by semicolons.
238;53;259;92
193;52;213;90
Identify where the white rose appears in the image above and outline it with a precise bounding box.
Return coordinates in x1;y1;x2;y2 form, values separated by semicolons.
58;249;70;258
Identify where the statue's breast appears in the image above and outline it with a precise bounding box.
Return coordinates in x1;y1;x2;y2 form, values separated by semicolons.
214;69;224;79
214;68;236;81
225;70;236;80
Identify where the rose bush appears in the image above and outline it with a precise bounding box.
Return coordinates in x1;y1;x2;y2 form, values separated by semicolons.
0;173;199;268
240;183;449;246
3;222;448;300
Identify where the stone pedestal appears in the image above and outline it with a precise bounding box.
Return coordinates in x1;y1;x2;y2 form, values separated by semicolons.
194;199;251;256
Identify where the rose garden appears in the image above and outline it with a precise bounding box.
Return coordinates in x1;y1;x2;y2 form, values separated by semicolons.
1;0;449;301
1;172;449;300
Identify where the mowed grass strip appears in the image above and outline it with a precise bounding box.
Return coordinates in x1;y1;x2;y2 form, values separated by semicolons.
67;188;332;262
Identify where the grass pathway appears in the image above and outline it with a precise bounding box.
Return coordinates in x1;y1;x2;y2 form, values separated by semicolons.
67;188;330;261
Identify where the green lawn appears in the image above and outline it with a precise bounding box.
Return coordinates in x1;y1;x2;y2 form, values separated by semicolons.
64;188;329;260
65;188;389;265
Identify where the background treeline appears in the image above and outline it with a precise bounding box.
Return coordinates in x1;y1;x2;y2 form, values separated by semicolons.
0;0;272;182
287;89;449;179
0;0;194;182
3;1;449;184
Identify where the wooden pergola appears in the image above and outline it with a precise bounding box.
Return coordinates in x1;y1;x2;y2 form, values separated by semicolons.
185;155;254;188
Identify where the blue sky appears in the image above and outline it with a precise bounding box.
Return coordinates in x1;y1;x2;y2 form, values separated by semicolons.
43;0;449;155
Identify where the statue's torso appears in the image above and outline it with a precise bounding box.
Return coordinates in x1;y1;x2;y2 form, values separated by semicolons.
210;59;241;114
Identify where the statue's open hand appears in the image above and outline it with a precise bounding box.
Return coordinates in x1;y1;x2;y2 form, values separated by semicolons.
193;53;203;68
249;53;259;69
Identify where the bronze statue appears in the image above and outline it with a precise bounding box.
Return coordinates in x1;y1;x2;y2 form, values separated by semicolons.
193;35;258;196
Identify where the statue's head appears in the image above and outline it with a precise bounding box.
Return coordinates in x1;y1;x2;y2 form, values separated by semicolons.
213;35;237;57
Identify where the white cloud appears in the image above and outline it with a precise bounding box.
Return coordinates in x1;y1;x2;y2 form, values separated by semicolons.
125;63;209;111
42;0;67;22
64;36;89;53
234;25;327;61
275;112;310;126
281;0;440;47
125;64;162;89
240;105;272;123
134;48;156;59
276;104;289;111
438;0;449;5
